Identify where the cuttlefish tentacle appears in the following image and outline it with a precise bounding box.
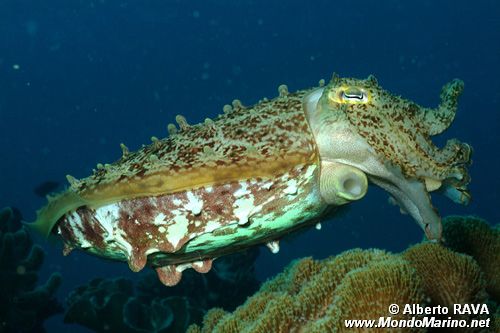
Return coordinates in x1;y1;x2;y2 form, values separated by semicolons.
417;79;464;136
395;120;472;207
433;139;471;165
411;136;472;185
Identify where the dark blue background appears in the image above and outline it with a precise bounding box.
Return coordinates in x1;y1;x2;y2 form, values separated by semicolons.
1;0;499;331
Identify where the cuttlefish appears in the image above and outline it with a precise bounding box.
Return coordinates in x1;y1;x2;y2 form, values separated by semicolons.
29;74;471;286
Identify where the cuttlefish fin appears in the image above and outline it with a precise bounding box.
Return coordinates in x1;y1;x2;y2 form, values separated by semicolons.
418;79;464;136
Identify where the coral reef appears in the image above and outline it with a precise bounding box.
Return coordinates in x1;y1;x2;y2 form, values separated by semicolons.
441;215;499;301
0;207;62;333
64;248;260;333
188;216;499;333
187;249;426;333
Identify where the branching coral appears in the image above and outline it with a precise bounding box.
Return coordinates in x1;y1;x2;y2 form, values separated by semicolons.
0;207;62;333
64;248;260;333
188;215;498;333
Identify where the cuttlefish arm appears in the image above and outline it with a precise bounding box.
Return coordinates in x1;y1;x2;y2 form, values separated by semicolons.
414;79;472;206
417;79;464;136
305;74;471;240
369;168;443;240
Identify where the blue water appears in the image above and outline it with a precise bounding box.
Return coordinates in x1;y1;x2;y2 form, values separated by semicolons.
1;0;499;332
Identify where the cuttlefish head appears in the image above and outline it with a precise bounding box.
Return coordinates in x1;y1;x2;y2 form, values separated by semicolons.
304;74;472;240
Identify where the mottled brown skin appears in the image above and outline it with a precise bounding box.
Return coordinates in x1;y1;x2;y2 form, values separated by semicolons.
339;78;470;184
80;91;317;196
32;88;319;237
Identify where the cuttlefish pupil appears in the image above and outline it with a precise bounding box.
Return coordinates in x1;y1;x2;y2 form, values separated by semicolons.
341;87;368;103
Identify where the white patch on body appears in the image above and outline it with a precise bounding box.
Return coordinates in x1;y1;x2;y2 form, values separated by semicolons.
283;179;298;195
148;197;158;209
304;165;316;178
204;220;221;233
234;183;250;198
93;203;134;257
233;195;255;225
185;192;203;215
266;240;280;254
262;181;273;190
114;229;133;257
153;212;167;225
145;248;160;255
175;262;193;273
67;212;92;248
94;204;120;242
193;261;204;268
167;214;189;248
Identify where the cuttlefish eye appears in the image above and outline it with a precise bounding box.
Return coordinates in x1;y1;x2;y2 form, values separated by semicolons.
340;87;368;103
327;86;370;105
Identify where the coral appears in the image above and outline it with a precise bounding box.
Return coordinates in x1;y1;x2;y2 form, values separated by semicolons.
494;308;500;332
64;248;260;333
194;308;227;333
307;258;425;333
403;243;487;332
441;215;499;301
0;207;62;333
188;249;426;333
403;243;486;307
189;216;499;333
64;278;137;333
64;277;203;333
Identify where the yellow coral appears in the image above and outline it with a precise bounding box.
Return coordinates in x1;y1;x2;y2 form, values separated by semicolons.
291;249;392;321
275;257;322;294
187;249;423;333
259;257;321;294
441;215;499;301
186;308;228;333
403;243;487;332
403;243;486;307
306;258;425;333
186;326;201;333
